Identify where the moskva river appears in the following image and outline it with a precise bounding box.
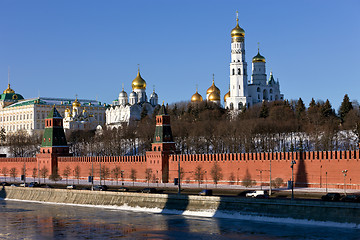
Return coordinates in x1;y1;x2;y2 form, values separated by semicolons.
1;200;360;240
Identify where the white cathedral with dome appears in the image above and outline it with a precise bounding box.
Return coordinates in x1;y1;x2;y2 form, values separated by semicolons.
105;68;159;128
191;12;284;110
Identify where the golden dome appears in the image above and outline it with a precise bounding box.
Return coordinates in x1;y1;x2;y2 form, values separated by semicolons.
72;98;81;108
65;108;70;112
3;84;15;94
252;49;266;63
224;91;230;102
131;70;146;90
231;13;245;38
208;91;220;101
206;76;220;95
191;91;203;102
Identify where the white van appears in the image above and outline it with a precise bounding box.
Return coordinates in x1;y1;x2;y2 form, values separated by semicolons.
245;190;269;198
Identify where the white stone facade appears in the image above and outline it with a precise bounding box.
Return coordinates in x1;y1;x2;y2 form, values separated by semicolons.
224;15;283;110
0;97;106;135
106;71;159;128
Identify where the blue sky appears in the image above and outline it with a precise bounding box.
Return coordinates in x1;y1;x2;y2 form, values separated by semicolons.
0;0;359;111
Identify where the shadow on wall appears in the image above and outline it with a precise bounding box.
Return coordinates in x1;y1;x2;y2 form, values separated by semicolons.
161;194;190;216
0;186;6;199
295;152;308;187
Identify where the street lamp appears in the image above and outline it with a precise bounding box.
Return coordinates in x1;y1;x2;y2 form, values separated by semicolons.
342;170;348;195
325;171;328;193
290;160;296;200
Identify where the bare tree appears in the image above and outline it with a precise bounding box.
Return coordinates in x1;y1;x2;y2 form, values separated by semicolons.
32;167;37;182
242;169;254;188
74;165;81;184
210;162;223;187
1;167;8;181
145;168;152;186
130;168;137;186
9;167;17;182
111;166;121;185
100;166;110;185
62;166;71;185
229;172;236;185
39;167;49;184
194;165;204;187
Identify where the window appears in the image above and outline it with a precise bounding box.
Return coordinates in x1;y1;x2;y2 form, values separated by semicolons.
232;69;235;75
238;68;241;75
230;103;234;110
257;87;260;92
270;89;273;94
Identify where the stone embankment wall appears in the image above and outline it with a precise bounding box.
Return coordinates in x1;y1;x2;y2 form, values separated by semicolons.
1;149;360;189
1;187;360;225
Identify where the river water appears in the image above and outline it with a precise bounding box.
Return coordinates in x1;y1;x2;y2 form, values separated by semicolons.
0;200;360;240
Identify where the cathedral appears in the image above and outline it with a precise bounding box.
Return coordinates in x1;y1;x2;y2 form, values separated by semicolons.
192;12;284;110
105;68;159;128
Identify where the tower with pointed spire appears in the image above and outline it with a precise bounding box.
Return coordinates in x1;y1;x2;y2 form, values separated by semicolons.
37;106;70;175
146;103;175;183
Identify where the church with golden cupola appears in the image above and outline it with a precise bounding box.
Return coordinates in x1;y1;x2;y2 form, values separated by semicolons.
106;67;159;128
191;74;221;105
192;12;284;110
224;11;283;110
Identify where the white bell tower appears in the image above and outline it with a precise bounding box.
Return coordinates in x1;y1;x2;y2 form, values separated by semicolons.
225;11;251;110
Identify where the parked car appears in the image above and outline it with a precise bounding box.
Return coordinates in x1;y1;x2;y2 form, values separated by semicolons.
66;185;76;189
19;183;28;187
141;188;157;193
93;185;108;191
28;182;39;188
245;190;269;198
199;189;213;196
341;194;360;203
119;187;129;192
321;193;342;201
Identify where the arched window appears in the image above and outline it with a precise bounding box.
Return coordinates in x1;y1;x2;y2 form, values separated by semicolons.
270;89;273;94
158;146;161;151
232;69;235;75
153;147;156;151
257;87;260;92
230;103;234;110
238;102;243;109
263;89;268;100
238;68;241;75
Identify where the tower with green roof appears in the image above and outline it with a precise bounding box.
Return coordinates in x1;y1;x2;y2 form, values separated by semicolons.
37;106;70;175
146;103;176;183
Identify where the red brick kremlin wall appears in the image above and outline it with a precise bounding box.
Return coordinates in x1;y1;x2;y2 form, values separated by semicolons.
1;150;360;189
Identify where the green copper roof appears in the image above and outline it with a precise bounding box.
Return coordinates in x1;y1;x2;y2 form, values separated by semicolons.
46;106;62;119
153;125;174;143
41;106;68;147
0;92;24;101
268;72;275;85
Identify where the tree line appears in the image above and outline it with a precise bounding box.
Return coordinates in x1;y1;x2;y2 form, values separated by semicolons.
1;94;359;156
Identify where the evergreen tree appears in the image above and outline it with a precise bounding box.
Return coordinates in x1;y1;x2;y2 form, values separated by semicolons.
259;102;269;118
309;98;316;109
295;98;306;119
321;99;334;118
339;94;353;120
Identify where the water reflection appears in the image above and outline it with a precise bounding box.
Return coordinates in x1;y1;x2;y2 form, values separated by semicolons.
0;200;360;240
